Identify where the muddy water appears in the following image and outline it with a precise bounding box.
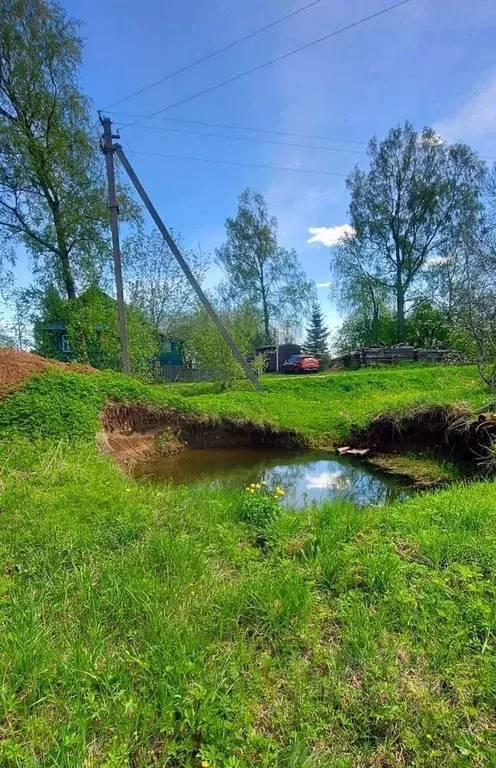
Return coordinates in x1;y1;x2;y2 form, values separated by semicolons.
134;449;413;509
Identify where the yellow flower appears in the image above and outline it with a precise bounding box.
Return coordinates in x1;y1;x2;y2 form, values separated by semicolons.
261;480;267;486
250;483;256;489
278;489;285;496
126;488;131;492
201;761;210;768
245;487;251;492
250;488;255;493
255;483;261;489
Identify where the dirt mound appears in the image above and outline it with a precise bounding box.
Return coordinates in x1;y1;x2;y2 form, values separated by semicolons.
0;348;97;399
100;401;308;468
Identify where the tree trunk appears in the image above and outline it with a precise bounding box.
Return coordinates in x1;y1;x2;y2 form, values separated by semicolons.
260;281;271;343
60;249;76;300
52;205;76;300
371;303;380;345
396;283;405;343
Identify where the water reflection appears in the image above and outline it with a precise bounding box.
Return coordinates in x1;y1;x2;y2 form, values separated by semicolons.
135;448;413;509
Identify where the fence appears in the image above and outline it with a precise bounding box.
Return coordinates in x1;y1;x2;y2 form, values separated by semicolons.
339;347;456;368
160;364;212;383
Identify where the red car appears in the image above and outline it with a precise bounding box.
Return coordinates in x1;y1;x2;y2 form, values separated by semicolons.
281;354;320;374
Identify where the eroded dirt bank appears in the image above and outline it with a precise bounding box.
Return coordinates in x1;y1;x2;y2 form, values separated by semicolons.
349;405;496;473
100;402;309;468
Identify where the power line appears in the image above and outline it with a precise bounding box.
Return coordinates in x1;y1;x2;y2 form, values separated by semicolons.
122;0;411;129
125;147;348;177
100;0;323;111
122;122;367;155
110;111;367;146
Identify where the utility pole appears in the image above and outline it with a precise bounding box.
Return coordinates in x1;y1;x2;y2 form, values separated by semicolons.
100;116;131;375
114;144;262;391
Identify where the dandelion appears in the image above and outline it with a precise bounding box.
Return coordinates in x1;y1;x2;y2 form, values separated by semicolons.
250;488;255;493
250;483;256;489
201;761;210;768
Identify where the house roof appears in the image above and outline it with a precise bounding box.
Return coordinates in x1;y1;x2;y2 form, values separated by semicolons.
43;323;66;332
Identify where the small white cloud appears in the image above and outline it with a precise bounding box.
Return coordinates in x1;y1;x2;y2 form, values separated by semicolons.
306;471;350;491
316;281;332;289
307;224;355;247
426;255;455;266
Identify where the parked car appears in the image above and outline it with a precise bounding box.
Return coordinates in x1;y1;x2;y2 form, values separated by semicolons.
281;354;320;374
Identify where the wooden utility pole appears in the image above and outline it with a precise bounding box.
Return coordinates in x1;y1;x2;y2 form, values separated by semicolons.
114;144;262;391
101;117;131;375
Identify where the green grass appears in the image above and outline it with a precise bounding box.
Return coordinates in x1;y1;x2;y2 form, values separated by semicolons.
184;366;488;444
368;452;465;487
0;364;495;765
0;439;495;766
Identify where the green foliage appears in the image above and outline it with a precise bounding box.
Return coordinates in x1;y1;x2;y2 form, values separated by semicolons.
33;284;160;371
0;370;188;440
238;482;285;527
335;122;484;342
0;0;139;299
304;302;330;358
179;302;264;390
0;429;496;764
186;364;487;443
122;229;208;332
335;306;397;352
216;188;313;342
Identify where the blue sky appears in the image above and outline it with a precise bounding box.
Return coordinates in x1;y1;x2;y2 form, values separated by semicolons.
11;0;496;332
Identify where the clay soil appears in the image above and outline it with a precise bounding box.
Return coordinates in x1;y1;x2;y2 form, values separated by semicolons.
0;348;97;399
100;401;308;469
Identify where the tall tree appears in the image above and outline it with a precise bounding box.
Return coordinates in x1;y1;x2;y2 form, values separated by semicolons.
343;122;483;342
216;188;313;342
0;0;136;299
331;234;392;346
304;303;329;358
122;229;208;333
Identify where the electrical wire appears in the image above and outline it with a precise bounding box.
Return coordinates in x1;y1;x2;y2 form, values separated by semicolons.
122;0;411;129
100;0;323;111
123;147;348;177
122;122;367;155
109;111;367;146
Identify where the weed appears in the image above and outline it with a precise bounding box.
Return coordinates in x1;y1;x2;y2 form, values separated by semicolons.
238;482;285;527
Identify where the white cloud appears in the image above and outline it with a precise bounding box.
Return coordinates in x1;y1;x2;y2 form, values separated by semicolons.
435;69;496;144
425;255;455;266
306;471;350;491
307;224;355;247
316;281;332;289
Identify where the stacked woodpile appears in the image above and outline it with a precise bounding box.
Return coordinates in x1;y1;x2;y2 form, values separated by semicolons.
336;346;461;368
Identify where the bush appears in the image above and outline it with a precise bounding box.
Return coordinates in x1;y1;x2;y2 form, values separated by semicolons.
238;483;285;527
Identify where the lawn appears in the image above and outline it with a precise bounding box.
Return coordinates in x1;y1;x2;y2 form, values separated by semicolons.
0;363;495;766
186;365;488;443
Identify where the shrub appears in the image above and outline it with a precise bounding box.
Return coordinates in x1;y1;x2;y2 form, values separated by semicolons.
238;483;285;527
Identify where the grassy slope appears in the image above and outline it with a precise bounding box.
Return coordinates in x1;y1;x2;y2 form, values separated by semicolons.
185;366;488;443
0;365;495;766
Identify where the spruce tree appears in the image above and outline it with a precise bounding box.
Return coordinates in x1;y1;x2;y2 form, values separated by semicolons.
305;303;329;358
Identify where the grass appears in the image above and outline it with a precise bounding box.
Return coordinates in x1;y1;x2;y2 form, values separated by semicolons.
185;366;488;444
368;452;465;487
0;364;495;765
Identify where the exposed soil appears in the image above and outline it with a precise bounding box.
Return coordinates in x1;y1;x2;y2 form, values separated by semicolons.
100;401;309;469
350;405;496;472
0;349;97;399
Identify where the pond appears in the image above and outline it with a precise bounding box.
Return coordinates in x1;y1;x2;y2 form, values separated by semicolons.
134;448;414;509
